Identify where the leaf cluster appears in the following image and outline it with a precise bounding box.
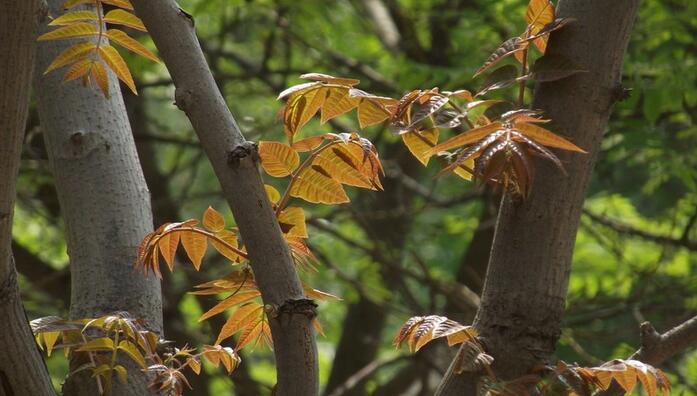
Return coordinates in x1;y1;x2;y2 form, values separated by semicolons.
39;0;160;97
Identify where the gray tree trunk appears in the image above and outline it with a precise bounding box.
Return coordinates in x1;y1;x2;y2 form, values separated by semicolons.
35;1;162;394
130;1;318;395
435;0;641;394
0;0;57;394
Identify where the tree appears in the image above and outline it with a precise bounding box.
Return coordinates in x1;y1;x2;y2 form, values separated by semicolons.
3;0;697;395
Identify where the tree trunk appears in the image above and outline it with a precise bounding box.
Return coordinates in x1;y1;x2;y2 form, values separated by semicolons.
130;1;318;394
34;1;162;394
0;1;57;394
436;0;640;393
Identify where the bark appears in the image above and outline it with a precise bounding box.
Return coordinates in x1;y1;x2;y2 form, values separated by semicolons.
0;1;57;395
436;1;640;393
130;1;318;394
35;1;163;394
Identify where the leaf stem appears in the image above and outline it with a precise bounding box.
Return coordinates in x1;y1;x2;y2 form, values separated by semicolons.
518;48;529;108
447;101;475;129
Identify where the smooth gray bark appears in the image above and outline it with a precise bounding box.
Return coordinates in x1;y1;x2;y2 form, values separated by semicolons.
130;1;318;395
35;1;162;394
436;0;641;394
0;1;57;394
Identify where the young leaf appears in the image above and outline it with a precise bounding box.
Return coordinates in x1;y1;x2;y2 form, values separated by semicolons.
522;53;586;82
402;128;439;166
106;29;160;63
349;88;397;128
258;141;300;177
512;122;586;152
209;229;243;263
215;303;263;344
117;340;147;369
63;59;93;81
265;184;281;204
290;167;350;204
203;206;225;232
91;61;110;98
525;0;555;52
157;231;179;271
199;290;261;321
101;0;134;10
474;37;524;77
49;11;98;26
180;230;207;270
98;45;137;95
278;206;308;238
428;122;503;154
477;64;518;97
300;72;360;86
76;337;116;352
103;9;146;31
291;135;331;152
44;42;96;74
320;88;358;123
37;22;99;41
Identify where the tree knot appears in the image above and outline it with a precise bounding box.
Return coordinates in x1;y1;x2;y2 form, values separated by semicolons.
173;88;194;112
227;141;259;169
611;83;632;103
269;299;318;321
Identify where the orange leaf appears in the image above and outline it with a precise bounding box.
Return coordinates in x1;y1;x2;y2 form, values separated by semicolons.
90;61;109;98
290;166;350;204
199;290;261;321
44;42;96;74
525;0;555;52
236;320;264;350
265;184;281;204
106;29;160;63
320;88;358;123
300;72;360;86
402;128;439;166
291;135;329;152
63;59;93;81
203;207;225;232
103;9;146;31
278;206;308;238
428;122;503;154
513;122;586;153
258;141;300;177
215;303;263;344
157;232;179;271
210;229;243;263
37;22;99;41
180;230;207;270
98;44;137;95
48;11;98;26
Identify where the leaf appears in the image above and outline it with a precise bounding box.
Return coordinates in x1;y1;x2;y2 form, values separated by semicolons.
258;141;300;177
106;29;160;63
428;122;503;154
393;315;476;353
409;95;449;128
313;319;325;337
203;207;225;232
49;11;98;26
300;73;360;86
312;144;376;190
210;229;243;263
186;358;201;375
63;0;96;9
278;206;308;238
525;0;555;52
522;53;585;82
402;128;439;166
199;290;261;321
236;320;264;350
44;42;96;74
76;337;115;352
98;45;137;95
117;340;147;368
303;284;340;300
63;59;93;81
37;22;98;41
477;64;518;96
157;232;179;271
513;122;586;152
349;88;397;128
474;37;524;77
290;166;350;204
279;82;330;141
265;184;281;204
101;0;134;10
215;303;263;344
91;61;110;98
180;230;207;270
103;9;147;31
113;365;128;384
320;88;359;123
291;135;330;152
42;331;60;357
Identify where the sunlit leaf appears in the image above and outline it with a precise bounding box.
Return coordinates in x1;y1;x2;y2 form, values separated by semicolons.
203;206;225;232
290;166;350;204
402;128;439;166
37;22;98;41
180;230;207;270
258;141;300;177
199;290;261;321
117;340;147;368
97;45;137;95
44;42;96;74
278;206;308;238
103;9;146;31
49;11;98;26
106;29;160;63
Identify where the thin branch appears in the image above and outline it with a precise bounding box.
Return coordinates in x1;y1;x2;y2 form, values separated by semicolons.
326;355;409;396
583;208;697;251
